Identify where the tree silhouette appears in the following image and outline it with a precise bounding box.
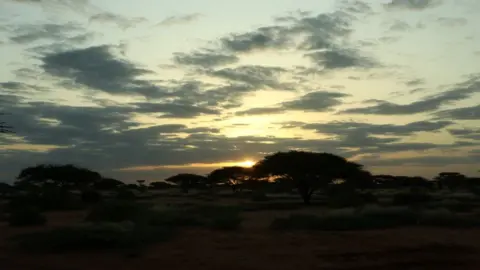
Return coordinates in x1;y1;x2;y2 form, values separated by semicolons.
149;181;174;190
93;178;125;190
16;164;102;189
434;172;466;191
208;166;251;193
165;173;207;193
253;151;366;204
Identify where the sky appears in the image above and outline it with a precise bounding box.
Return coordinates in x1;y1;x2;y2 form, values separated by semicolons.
0;0;479;183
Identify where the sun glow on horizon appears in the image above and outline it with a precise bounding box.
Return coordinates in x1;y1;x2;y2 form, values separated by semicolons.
237;160;255;168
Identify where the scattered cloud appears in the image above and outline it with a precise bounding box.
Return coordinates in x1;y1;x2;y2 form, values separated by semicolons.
89;12;147;30
173;50;239;69
155;13;203;27
235;91;350;116
7;22;91;45
384;0;443;11
436;17;468;27
39;45;170;98
340;76;480;115
436;105;480;120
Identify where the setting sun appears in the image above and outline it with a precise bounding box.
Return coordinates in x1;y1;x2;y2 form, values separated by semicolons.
237;160;256;167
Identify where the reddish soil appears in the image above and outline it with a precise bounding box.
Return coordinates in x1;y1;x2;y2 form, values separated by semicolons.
1;209;480;270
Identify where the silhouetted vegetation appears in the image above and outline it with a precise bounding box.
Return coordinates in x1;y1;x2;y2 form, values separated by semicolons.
8;207;46;227
2;150;480;257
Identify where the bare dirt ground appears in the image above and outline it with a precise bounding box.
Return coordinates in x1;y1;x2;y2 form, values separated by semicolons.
1;198;480;270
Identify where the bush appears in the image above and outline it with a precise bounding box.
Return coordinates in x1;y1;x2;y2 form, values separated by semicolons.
392;190;432;205
116;189;136;200
9;207;47;227
431;199;476;213
419;208;480;228
270;206;480;231
327;190;373;208
270;214;324;230
11;221;174;253
242;202;303;211
185;205;243;230
81;189;103;204
8;188;84;212
251;191;270;202
85;201;154;223
208;212;243;230
149;209;204;227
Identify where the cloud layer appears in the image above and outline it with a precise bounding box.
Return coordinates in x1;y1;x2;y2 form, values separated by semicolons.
1;0;479;182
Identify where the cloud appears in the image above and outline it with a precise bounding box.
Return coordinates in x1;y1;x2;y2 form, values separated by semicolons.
40;45;170;98
155;13;203;27
360;153;480;167
7;22;91;45
436;17;468;27
448;128;480;141
173;50;239;69
235;91;350;116
6;0;93;13
89;12;147;30
131;102;220;119
405;78;425;86
305;48;377;70
219;4;363;55
208;65;292;90
0;97;470;182
389;20;411;31
384;0;443;11
436;105;480;120
221;26;293;53
301;120;453;137
339;76;480;115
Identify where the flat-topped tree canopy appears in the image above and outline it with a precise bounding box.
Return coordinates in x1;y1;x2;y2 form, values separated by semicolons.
252;151;370;204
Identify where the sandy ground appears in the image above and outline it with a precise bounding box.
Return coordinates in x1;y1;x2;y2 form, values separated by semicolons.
1;207;480;270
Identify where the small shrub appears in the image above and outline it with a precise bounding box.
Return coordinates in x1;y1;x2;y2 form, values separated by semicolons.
251;191;269;202
9;207;47;227
392;190;432;205
242;202;302;211
327;191;366;208
208;212;243;230
149;210;204;227
116;189;136;200
8;188;84;212
81;189;103;204
419;208;480;228
11;221;174;253
270;214;323;230
85;201;153;223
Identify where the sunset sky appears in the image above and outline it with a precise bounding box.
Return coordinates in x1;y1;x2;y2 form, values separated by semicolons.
0;0;479;182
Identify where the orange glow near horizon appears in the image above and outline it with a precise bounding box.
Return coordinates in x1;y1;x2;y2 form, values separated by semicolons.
236;160;255;168
117;159;258;172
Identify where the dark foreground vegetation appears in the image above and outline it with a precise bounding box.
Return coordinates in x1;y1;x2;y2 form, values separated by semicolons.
1;150;480;269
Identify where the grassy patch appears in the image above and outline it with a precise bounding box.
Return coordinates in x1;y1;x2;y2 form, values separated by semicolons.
270;205;480;231
85;201;155;223
11;221;174;253
8;207;47;227
242;202;303;211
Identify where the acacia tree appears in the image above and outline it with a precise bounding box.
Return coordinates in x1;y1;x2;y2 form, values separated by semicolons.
93;178;125;190
16;164;102;189
165;173;207;193
253;151;368;204
208;166;251;193
434;172;467;191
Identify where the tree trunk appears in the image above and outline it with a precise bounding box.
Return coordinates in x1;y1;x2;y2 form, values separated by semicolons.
298;187;312;205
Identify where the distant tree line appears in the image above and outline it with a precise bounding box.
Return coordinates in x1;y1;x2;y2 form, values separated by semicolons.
1;151;479;205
